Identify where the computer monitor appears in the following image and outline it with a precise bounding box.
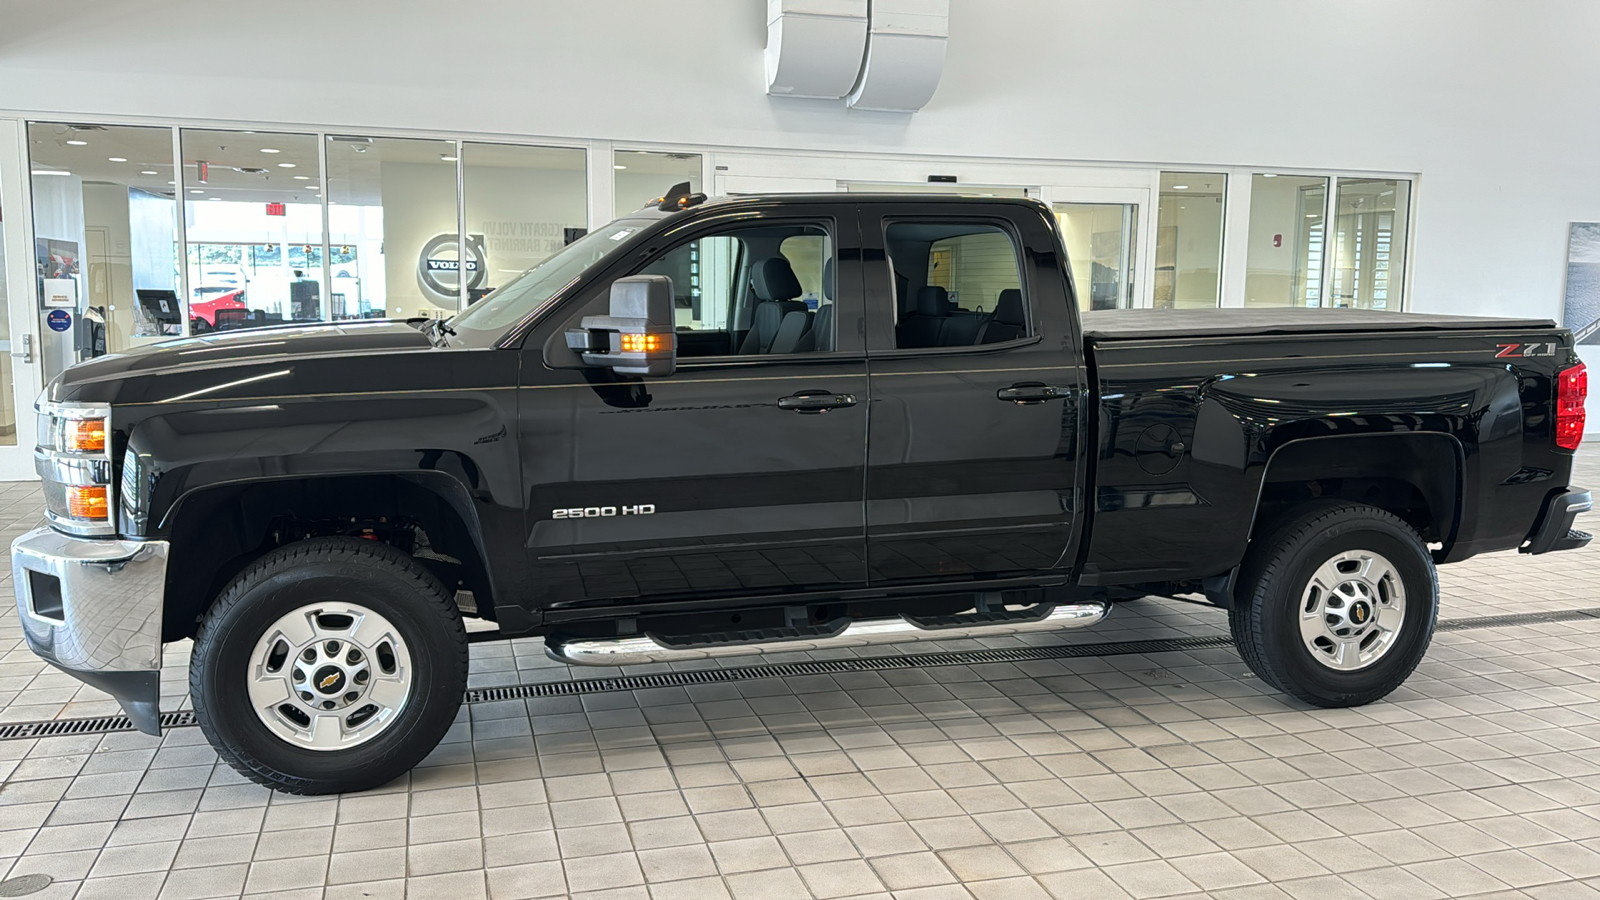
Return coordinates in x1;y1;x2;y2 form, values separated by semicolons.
135;289;183;326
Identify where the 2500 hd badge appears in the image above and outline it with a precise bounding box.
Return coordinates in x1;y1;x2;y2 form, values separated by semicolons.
552;504;656;518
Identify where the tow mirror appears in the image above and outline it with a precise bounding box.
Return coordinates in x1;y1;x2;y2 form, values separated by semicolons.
565;275;677;377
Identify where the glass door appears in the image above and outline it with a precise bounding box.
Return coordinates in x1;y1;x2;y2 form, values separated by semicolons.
0;117;45;479
1043;186;1151;310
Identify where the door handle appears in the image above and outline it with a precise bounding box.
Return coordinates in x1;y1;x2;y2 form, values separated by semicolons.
997;383;1071;405
778;391;857;413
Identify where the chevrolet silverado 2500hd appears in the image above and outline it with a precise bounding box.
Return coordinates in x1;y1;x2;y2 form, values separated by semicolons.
14;190;1591;794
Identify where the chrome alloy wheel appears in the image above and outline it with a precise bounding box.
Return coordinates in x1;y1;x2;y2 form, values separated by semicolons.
247;603;413;750
1299;549;1407;671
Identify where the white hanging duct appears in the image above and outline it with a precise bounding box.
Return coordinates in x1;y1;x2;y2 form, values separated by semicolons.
846;0;949;112
765;0;870;100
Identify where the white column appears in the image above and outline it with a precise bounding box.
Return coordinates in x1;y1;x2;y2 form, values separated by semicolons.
1218;169;1252;308
588;140;613;229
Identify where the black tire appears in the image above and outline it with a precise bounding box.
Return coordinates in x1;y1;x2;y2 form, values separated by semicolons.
1230;503;1437;708
191;537;468;794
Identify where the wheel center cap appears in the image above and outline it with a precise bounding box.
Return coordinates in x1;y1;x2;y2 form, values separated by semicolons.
1349;599;1372;626
312;665;346;695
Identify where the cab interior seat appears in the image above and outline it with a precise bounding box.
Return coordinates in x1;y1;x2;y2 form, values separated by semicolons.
896;285;952;348
977;289;1026;343
806;258;836;352
740;257;809;354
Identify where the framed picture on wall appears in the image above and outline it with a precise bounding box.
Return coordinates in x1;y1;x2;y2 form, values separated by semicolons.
1563;222;1600;345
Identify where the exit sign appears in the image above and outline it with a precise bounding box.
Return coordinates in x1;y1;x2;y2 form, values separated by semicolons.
265;202;285;216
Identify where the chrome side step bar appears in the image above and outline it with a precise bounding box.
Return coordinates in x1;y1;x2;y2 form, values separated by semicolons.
546;601;1110;666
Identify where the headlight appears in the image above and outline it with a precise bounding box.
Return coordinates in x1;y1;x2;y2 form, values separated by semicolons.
35;397;116;536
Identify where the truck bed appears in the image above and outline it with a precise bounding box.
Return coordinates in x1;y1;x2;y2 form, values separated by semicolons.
1082;307;1556;340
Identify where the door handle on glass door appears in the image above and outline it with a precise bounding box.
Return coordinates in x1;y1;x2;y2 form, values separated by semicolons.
778;391;857;413
997;383;1071;405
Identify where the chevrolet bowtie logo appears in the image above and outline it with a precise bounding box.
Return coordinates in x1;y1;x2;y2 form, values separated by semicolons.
320;673;341;690
1353;606;1368;623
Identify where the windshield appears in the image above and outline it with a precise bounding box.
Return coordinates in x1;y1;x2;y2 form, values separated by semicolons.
449;220;650;341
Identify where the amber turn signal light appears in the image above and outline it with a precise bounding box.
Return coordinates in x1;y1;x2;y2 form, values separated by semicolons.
620;333;663;353
66;485;109;520
63;418;107;453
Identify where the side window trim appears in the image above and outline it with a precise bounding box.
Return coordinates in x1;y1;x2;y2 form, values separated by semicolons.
876;215;1033;354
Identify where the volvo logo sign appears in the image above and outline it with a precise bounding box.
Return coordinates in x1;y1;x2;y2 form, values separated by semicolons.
417;233;488;306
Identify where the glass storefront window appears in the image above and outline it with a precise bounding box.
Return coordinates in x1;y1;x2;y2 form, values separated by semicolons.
462;143;587;313
1245;174;1328;308
29;123;179;383
1155;172;1225;309
1055;202;1138;311
180;129;324;329
1329;179;1410;310
613;150;701;221
326;135;459;320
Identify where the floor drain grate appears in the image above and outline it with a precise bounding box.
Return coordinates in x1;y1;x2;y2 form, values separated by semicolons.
1434;607;1600;632
465;635;1240;703
3;607;1599;741
0;710;197;742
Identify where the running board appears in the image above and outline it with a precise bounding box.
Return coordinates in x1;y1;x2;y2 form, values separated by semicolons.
545;601;1110;666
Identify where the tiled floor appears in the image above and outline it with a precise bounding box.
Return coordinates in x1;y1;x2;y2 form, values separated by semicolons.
0;455;1595;899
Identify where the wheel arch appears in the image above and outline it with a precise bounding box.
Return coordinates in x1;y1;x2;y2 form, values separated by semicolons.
1251;431;1464;554
158;472;497;642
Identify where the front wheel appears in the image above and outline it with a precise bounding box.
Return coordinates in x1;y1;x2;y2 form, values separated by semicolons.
191;537;468;794
1230;503;1438;707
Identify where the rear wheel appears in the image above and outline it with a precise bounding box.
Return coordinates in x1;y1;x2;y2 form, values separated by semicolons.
191;537;468;794
1230;503;1437;707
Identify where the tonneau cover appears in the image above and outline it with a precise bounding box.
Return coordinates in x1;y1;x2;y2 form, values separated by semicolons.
1082;307;1556;341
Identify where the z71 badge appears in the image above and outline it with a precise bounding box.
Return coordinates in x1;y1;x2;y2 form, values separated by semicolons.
1496;342;1558;358
552;505;655;519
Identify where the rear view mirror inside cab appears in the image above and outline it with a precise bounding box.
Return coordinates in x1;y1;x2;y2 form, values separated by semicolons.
565;275;678;377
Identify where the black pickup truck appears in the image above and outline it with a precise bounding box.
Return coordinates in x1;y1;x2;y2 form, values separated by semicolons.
13;190;1591;794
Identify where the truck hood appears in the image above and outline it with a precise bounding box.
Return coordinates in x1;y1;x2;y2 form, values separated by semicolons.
50;320;435;396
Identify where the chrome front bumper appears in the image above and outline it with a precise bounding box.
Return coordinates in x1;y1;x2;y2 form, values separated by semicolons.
11;526;169;734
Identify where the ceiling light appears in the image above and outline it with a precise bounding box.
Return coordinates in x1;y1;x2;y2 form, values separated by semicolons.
1262;173;1278;178
293;175;310;180
208;197;222;201
140;169;158;175
614;165;626;170
260;148;280;154
189;189;204;194
31;169;70;176
1305;213;1317;218
278;163;296;168
440;155;457;162
108;157;127;163
65;140;87;146
1172;184;1189;190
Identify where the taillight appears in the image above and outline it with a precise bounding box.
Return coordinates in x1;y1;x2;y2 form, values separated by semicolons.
1556;363;1587;450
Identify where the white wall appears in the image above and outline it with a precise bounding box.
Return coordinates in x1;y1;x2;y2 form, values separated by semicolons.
2;1;1598;328
3;1;1596;321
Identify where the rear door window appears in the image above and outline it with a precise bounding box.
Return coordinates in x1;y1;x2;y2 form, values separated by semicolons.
883;221;1029;350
